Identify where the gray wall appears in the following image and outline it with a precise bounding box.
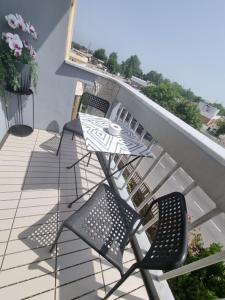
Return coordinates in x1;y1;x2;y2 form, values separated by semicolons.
0;0;96;142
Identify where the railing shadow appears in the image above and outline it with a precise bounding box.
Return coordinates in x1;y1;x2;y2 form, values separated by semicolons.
17;132;146;299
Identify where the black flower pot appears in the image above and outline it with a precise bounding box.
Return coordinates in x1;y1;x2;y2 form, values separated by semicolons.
15;62;32;93
6;61;31;93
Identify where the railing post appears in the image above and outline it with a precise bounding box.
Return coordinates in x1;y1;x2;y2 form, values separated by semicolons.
112;114;138;171
121;110;128;122
188;207;221;230
157;250;225;281
114;136;152;179
138;216;158;233
137;164;179;212
182;181;197;196
117;105;124;121
127;151;166;200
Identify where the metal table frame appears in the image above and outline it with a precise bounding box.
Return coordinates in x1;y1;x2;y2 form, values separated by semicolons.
66;113;152;208
67;153;140;208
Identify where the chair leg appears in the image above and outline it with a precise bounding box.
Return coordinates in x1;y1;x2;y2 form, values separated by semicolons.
103;263;138;299
49;224;64;253
56;129;65;156
86;152;92;167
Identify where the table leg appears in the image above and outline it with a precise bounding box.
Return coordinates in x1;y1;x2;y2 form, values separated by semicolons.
107;153;112;175
68;155;140;208
86;152;92;167
66;151;91;169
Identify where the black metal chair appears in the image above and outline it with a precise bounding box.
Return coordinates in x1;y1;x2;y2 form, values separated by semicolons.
50;186;188;299
56;92;110;156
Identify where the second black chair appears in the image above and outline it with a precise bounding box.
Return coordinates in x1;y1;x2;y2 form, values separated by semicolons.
56;92;110;155
50;185;188;299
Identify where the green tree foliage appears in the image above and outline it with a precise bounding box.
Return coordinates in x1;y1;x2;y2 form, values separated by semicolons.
169;234;225;300
120;55;142;79
142;82;179;112
143;70;163;85
143;70;203;103
93;48;107;62
171;82;200;103
142;83;203;129
210;103;225;116
215;120;225;136
71;42;225;116
175;100;203;130
106;52;119;74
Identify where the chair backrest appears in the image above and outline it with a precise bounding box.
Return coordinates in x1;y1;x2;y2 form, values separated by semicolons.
140;192;188;271
78;92;110;117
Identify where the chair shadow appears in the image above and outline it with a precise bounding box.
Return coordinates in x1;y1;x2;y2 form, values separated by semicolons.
17;133;146;299
39;134;61;153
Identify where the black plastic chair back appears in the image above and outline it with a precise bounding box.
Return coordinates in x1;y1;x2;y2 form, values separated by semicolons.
77;92;110;117
64;184;141;274
140;192;188;271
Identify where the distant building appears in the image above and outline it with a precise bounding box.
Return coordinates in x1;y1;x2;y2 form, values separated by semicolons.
91;57;107;71
198;102;220;125
129;76;149;90
70;49;92;65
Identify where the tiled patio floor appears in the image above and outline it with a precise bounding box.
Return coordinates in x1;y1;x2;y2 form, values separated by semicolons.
0;130;148;300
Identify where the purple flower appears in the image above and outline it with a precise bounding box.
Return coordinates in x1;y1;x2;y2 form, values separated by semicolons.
3;13;38;60
8;34;23;51
5;14;19;29
14;48;22;57
27;23;37;40
16;14;27;32
23;39;30;49
29;45;36;58
2;32;14;42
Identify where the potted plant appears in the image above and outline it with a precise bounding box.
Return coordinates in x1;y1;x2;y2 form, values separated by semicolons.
0;13;38;97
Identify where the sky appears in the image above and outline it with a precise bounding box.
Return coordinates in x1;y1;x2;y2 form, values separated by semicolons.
73;0;225;105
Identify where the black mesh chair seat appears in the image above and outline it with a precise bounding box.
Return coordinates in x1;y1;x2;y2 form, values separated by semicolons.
62;184;141;274
50;189;188;299
63;118;83;137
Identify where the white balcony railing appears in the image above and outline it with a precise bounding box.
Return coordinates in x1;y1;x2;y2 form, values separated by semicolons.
80;73;225;290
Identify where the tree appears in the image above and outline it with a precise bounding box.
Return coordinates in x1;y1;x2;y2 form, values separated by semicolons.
169;234;225;300
143;71;205;104
106;52;119;74
143;70;163;85
93;48;107;62
210;103;225;116
215;120;225;137
120;55;142;79
194;96;204;103
142;83;203;129
142;82;179;112
175;100;202;130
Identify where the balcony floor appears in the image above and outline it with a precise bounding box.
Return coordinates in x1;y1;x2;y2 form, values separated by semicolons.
0;130;148;300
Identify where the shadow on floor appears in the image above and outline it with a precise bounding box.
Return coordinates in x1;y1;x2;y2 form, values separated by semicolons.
16;133;146;299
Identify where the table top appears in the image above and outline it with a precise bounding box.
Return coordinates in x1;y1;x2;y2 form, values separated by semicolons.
79;113;151;156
